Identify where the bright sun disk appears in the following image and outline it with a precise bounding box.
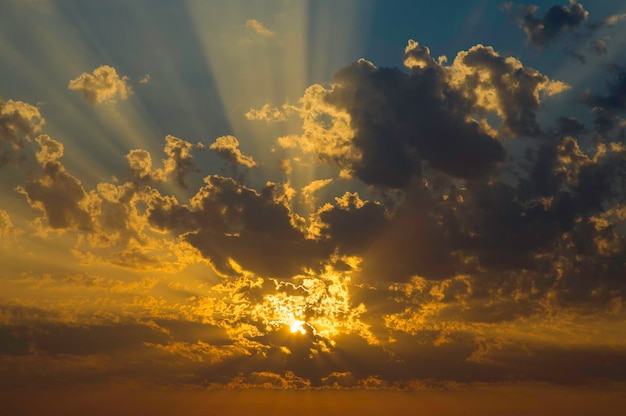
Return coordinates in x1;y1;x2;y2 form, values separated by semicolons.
290;319;306;335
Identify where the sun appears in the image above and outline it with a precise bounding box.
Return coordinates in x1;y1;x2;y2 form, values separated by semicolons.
289;319;307;335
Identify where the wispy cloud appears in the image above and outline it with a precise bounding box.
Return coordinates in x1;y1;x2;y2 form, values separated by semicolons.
245;19;275;38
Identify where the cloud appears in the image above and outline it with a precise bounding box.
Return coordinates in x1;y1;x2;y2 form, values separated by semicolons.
146;340;245;364
162;135;202;188
261;41;566;188
3;9;626;394
0;210;21;247
0;98;45;167
245;19;275;38
447;44;570;136
209;135;258;170
245;103;289;122
583;65;626;112
16;135;92;231
301;178;333;209
591;13;626;29
68;65;131;105
148;175;327;278
125;135;201;188
591;39;608;55
508;2;589;48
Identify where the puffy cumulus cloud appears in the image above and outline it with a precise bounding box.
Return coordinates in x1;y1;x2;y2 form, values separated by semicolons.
245;19;275;38
326;52;505;186
448;44;570;137
68;65;131;105
75;180;198;272
148;175;327;278
253;84;358;165
209;135;258;170
125;148;154;182
161;135;202;188
508;2;589;48
126;135;201;188
72;140;205;271
253;41;566;188
0;98;45;167
16;135;92;231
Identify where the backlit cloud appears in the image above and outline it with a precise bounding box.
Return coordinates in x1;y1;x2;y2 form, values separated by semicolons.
1;1;626;412
0;98;44;167
508;2;589;48
68;65;131;105
209;135;258;169
245;19;275;38
17;135;92;231
253;41;568;188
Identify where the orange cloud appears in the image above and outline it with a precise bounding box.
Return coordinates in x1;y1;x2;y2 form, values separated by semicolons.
245;19;275;38
68;65;131;105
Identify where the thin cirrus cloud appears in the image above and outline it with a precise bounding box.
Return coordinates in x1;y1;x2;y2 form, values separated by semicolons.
1;1;626;414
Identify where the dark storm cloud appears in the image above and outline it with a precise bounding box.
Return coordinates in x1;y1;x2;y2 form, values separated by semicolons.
508;2;589;48
300;41;566;189
325;57;504;188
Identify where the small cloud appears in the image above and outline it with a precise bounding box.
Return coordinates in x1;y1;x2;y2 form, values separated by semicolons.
209;135;258;169
591;39;608;55
0;210;21;248
0;98;45;167
301;178;333;209
278;158;292;175
601;13;626;26
245;103;289;122
138;74;151;84
245;19;275;38
68;65;131;105
509;2;589;48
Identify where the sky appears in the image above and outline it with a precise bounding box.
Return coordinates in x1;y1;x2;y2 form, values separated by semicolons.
2;0;626;414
